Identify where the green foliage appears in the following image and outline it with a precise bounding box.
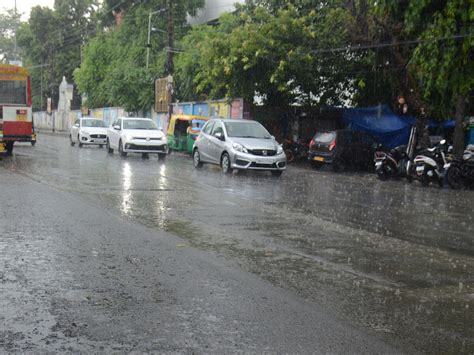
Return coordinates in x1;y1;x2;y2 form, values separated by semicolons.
74;0;204;111
0;8;21;63
408;0;474;118
175;3;357;106
17;0;98;110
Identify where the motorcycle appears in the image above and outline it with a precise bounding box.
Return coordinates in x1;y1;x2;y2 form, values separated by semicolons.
413;139;449;187
284;139;309;163
374;145;408;180
446;146;474;190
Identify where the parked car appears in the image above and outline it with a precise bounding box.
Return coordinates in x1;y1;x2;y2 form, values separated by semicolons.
106;117;168;159
308;129;379;172
192;118;286;176
70;117;108;148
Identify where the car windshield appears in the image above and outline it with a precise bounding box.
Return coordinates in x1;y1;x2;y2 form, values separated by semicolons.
314;131;336;143
224;121;271;139
82;119;107;128
123;119;157;130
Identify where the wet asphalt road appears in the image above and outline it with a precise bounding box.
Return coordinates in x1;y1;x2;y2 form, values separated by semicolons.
1;133;473;353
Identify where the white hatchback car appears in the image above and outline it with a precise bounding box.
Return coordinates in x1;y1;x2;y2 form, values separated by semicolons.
106;117;168;159
70;117;108;148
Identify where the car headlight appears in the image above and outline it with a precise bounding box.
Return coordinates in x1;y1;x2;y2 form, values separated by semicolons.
277;145;283;154
233;143;248;153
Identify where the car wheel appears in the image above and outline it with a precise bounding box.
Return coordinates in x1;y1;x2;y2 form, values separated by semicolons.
193;149;203;169
221;153;232;174
158;153;166;160
70;135;75;146
271;170;283;177
106;139;113;154
78;135;83;148
5;141;14;155
119;140;127;157
332;158;345;172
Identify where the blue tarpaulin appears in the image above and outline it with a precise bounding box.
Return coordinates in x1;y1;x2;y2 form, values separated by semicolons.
342;105;416;149
342;105;455;149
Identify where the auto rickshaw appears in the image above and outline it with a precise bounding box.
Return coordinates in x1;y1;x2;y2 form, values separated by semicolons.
167;115;208;154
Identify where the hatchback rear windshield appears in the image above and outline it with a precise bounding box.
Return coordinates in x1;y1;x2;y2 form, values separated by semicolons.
313;131;336;143
82;119;107;128
123;120;157;130
224;121;271;139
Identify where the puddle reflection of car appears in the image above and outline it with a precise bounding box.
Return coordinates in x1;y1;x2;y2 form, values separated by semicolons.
70;117;108;148
192;118;286;176
106;117;168;160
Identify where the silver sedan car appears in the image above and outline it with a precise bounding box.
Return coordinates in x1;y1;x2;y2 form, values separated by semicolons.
192;118;286;176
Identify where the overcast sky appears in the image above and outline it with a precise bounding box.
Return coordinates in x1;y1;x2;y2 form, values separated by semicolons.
1;0;55;20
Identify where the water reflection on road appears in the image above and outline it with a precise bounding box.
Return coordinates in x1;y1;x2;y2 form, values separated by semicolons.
3;135;474;352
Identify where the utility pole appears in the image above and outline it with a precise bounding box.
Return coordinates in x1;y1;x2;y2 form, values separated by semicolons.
166;0;174;75
165;0;174;125
146;8;166;69
13;0;18;61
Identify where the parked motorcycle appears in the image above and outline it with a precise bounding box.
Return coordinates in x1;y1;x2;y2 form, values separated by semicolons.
413;139;449;187
446;146;474;190
374;145;408;180
284;139;309;163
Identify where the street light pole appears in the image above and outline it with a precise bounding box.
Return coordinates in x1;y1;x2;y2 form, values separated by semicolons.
146;8;166;69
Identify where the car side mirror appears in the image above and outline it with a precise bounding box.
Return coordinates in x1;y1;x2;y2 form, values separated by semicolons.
214;132;224;140
113;125;121;130
271;135;275;140
74;123;79;127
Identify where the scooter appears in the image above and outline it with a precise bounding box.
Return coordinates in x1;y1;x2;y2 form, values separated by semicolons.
413;139;449;187
374;145;408;180
446;145;474;190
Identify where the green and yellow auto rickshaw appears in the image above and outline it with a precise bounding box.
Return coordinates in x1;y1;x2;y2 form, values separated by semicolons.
167;115;208;154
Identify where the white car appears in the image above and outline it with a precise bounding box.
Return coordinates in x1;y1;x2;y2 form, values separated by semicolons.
106;117;168;159
70;117;108;148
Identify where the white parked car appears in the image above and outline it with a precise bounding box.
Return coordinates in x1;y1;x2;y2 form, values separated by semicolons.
106;117;168;159
70;117;108;148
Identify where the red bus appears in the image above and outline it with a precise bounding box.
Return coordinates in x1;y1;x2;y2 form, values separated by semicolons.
0;63;35;155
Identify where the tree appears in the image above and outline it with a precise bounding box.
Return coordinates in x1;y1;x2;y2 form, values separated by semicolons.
374;0;474;153
175;3;357;107
74;0;204;112
17;0;98;111
407;0;473;157
0;8;21;63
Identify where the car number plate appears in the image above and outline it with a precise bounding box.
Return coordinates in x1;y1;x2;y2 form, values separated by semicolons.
313;156;324;162
256;158;268;164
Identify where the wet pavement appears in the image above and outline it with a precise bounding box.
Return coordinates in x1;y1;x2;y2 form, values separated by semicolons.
1;133;473;352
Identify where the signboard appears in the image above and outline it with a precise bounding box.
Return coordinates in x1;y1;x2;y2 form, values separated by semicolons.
154;77;171;113
16;109;27;121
